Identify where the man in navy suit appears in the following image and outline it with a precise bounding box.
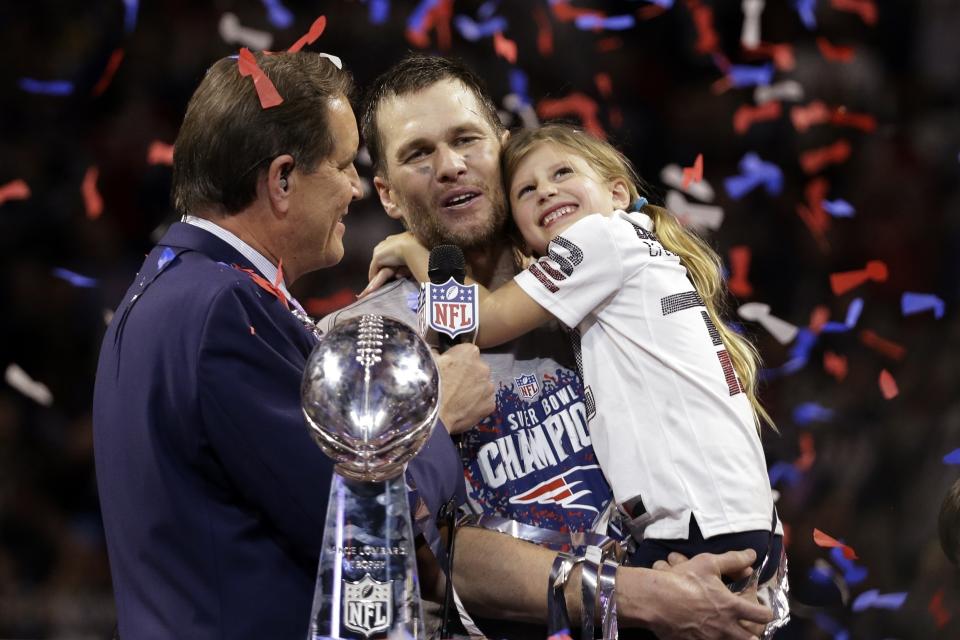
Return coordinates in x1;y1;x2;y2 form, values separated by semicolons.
92;51;494;639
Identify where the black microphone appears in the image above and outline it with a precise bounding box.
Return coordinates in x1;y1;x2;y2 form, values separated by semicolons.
424;245;471;353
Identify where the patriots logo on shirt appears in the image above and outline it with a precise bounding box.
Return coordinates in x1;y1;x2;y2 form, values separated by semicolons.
509;465;601;513
514;373;541;400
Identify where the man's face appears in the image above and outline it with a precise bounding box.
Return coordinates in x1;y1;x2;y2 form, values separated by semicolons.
373;79;508;250
288;96;361;271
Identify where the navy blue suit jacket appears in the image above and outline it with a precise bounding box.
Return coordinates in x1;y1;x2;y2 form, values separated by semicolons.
93;222;463;639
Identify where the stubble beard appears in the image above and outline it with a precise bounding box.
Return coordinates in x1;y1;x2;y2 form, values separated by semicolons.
400;183;509;251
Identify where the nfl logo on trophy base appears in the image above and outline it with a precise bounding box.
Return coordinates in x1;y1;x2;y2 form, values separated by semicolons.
343;574;392;636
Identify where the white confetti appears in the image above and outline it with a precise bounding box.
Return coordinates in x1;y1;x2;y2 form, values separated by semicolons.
5;363;53;407
665;190;724;231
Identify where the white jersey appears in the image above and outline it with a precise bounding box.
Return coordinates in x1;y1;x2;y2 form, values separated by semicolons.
514;210;778;540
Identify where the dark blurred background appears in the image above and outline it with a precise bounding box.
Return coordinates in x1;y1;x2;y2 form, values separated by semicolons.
1;1;958;637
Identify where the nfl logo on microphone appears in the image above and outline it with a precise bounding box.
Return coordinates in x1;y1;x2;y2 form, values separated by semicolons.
422;278;478;339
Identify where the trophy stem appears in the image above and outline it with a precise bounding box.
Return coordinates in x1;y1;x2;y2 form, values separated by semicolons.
308;472;423;640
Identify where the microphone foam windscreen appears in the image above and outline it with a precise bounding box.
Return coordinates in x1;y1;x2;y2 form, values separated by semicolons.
428;245;466;284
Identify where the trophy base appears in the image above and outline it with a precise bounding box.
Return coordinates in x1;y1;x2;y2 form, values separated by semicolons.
307;472;423;640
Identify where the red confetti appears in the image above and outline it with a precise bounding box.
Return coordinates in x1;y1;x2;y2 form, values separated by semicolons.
234;264;289;310
809;305;830;333
743;42;795;71
813;528;859;560
406;0;453;49
796;178;831;251
734;101;782;134
82;165;104;220
878;369;899;399
727;245;753;298
689;0;720;55
305;288;356;317
637;4;668;20
533;5;553;56
681;153;703;189
594;73;613;98
147;141;174;166
794;432;816;471
830;0;877;26
831;108;877;133
800;139;852;174
860;329;906;361
928;588;952;629
92;48;125;97
823;351;848;381
238;48;283;109
829;259;888;295
817;37;855;62
0;179;31;204
791;101;832;132
537;93;606;140
493;31;517;64
595;37;623;53
288;15;327;53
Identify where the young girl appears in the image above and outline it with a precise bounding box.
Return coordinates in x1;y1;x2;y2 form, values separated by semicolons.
366;124;783;584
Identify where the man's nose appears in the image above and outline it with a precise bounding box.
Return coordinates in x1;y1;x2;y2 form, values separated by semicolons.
347;164;362;200
434;144;467;182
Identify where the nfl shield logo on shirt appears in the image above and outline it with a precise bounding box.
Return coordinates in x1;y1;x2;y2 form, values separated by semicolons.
343;574;393;636
423;278;478;339
515;373;541;400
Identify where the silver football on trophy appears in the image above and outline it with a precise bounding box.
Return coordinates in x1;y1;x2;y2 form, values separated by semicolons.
301;314;440;481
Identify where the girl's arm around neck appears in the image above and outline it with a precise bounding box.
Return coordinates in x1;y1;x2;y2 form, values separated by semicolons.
471;278;554;348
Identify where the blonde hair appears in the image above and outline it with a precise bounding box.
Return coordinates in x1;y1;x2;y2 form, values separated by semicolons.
502;124;774;431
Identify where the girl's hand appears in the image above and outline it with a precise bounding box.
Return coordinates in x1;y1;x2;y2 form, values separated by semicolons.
366;232;419;283
358;265;411;298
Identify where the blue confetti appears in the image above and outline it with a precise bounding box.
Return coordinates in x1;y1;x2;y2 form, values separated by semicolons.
575;14;636;31
793;402;834;426
477;0;499;20
789;327;818;362
794;0;817;30
821;297;864;333
943;448;960;465
830;546;868;585
408;0;442;31
768;461;801;488
123;0;139;33
723;152;783;199
53;267;98;288
822;198;855;217
262;0;294;29
369;0;390;25
509;68;531;106
157;247;176;272
809;564;834;584
19;78;74;96
643;0;675;7
728;63;775;88
901;292;945;319
453;15;508;41
852;589;908;612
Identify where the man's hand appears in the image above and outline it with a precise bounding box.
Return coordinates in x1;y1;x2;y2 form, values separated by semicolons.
435;344;495;435
618;549;773;640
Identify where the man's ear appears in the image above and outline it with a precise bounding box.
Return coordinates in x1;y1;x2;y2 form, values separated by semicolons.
373;175;404;221
266;154;296;216
610;178;631;211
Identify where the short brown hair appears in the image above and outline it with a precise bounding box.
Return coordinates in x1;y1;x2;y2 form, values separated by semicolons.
172;51;353;215
360;53;504;177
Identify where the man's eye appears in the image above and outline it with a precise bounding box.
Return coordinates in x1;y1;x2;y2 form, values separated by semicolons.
404;149;427;162
455;136;479;145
